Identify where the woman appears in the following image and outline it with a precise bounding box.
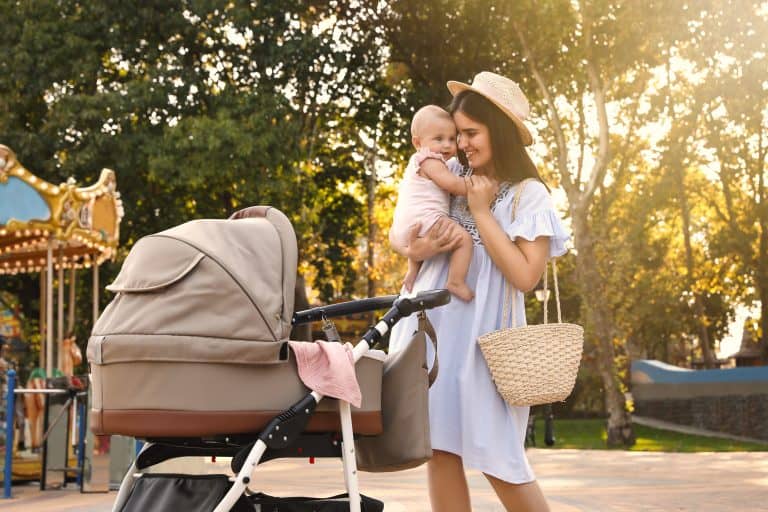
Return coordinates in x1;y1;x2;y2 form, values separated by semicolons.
388;71;569;511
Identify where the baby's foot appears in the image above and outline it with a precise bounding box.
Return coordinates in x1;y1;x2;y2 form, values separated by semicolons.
447;281;474;302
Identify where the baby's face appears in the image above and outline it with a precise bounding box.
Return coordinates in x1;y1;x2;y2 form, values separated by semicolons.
418;117;458;161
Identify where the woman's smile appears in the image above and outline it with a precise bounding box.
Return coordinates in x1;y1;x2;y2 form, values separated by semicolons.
453;111;493;173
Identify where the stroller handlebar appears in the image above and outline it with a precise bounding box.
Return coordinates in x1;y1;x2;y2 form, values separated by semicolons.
292;295;398;325
292;289;450;325
393;289;451;317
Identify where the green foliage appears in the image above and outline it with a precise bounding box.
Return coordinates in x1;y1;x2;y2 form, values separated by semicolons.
379;0;766;421
532;418;768;452
2;0;765;407
0;0;399;308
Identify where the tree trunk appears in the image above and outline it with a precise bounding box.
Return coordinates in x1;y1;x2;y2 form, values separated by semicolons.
366;141;378;300
758;150;768;360
673;159;716;368
759;198;768;360
664;52;715;367
760;283;768;361
290;273;312;342
572;214;636;446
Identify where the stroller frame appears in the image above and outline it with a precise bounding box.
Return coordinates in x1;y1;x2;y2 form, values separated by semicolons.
110;289;449;512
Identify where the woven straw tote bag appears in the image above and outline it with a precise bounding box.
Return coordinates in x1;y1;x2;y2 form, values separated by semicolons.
477;180;584;407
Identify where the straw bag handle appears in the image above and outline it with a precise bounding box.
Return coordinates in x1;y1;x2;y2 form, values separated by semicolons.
517;260;563;325
501;180;564;328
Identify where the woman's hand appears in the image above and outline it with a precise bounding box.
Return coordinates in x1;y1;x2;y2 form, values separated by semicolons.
466;175;499;215
406;218;463;262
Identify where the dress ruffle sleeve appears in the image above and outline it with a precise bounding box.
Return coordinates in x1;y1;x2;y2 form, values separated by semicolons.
502;180;570;258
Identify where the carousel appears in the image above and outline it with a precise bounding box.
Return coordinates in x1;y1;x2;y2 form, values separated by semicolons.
0;144;122;482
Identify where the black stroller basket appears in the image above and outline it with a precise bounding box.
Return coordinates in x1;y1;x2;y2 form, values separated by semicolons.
113;289;449;512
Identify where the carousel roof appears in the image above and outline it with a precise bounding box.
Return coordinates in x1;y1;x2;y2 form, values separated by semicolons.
0;145;123;275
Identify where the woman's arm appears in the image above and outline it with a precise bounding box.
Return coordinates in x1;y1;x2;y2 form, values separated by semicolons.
467;176;549;291
389;217;464;262
419;159;467;196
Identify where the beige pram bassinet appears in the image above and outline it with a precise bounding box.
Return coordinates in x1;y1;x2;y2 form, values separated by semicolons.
87;205;449;512
88;206;386;438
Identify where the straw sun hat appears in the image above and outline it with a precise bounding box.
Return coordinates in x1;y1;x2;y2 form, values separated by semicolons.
447;71;533;146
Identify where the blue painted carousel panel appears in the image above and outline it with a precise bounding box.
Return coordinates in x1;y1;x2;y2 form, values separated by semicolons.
0;176;51;224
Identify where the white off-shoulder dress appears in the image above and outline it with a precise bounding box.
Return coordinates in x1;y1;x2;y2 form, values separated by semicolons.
388;172;570;483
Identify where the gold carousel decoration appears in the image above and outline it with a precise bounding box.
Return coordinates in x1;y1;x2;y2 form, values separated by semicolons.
0;143;123;376
0;144;122;483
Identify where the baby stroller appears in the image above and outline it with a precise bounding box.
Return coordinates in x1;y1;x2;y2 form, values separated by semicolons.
86;205;448;512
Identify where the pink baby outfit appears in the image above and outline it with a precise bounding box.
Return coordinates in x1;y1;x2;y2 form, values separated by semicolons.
390;148;458;248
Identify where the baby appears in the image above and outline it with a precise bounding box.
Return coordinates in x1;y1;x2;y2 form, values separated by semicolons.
390;105;474;301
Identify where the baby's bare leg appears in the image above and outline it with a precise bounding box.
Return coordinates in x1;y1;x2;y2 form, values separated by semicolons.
403;257;422;292
446;222;474;301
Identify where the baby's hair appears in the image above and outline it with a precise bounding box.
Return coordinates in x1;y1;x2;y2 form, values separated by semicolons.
410;105;452;138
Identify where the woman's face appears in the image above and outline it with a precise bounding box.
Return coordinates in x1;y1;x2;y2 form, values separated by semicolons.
453;110;493;174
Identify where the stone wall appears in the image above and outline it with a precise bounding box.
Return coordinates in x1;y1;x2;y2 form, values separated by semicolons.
631;360;768;441
633;394;768;441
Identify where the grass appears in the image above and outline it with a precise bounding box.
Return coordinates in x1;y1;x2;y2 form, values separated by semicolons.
529;418;768;452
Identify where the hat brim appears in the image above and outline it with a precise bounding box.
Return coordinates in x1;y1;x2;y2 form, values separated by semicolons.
447;80;533;146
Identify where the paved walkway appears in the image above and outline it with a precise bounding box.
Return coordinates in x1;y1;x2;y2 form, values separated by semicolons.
2;449;767;511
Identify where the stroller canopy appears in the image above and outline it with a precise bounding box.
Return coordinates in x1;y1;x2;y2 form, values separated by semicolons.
102;207;297;344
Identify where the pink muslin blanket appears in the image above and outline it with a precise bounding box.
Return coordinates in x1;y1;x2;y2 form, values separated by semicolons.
287;340;362;408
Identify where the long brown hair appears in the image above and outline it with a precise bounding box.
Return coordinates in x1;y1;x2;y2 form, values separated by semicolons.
449;91;546;187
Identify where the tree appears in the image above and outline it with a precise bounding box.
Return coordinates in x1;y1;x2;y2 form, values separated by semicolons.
499;0;742;444
379;0;724;445
681;0;768;355
0;1;397;314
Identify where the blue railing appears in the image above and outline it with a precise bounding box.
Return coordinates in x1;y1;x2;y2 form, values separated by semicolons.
631;359;768;384
2;370;88;498
3;370;16;499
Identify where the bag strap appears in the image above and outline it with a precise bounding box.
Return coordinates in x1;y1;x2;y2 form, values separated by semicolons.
501;179;564;328
418;311;439;386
